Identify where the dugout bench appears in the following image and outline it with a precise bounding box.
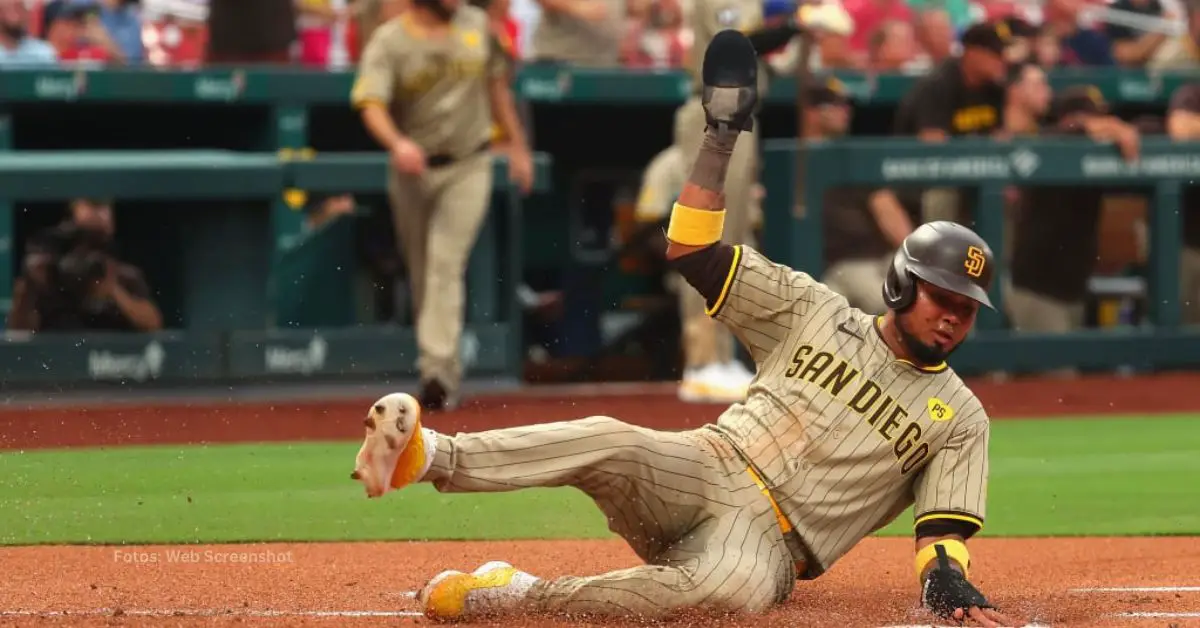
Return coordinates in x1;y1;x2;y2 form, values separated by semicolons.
0;149;550;386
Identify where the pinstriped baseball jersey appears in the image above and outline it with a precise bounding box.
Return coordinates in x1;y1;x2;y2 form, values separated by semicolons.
708;245;990;577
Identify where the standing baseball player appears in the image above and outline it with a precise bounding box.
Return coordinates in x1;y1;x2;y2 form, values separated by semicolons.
672;0;854;404
352;30;1019;628
352;0;533;411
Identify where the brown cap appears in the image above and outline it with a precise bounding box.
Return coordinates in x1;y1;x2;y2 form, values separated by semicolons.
961;20;1012;55
1054;85;1108;119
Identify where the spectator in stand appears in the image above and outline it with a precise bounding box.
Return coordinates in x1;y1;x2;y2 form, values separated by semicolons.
1150;0;1200;69
141;1;207;68
530;0;625;66
206;0;297;64
842;0;911;56
1105;0;1170;66
1000;14;1039;64
42;0;124;64
620;0;686;68
815;23;860;69
297;0;348;68
93;0;143;64
1004;61;1051;137
868;18;918;71
914;7;954;64
0;0;58;66
894;21;1010;226
1034;23;1063;66
907;0;975;31
1043;0;1114;66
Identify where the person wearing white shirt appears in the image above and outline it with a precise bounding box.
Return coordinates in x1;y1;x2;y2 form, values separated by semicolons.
0;0;59;66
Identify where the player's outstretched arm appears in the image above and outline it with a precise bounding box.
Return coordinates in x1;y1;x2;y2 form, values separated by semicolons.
665;29;831;360
915;535;1020;627
665;28;758;262
913;413;1022;627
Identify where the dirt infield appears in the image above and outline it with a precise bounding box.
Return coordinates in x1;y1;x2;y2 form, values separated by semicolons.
1;538;1197;627
2;373;1199;627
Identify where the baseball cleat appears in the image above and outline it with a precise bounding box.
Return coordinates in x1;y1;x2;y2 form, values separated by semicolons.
418;561;541;621
350;392;435;498
701;29;759;133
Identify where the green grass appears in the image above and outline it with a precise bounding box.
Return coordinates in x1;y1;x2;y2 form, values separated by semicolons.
1;414;1198;545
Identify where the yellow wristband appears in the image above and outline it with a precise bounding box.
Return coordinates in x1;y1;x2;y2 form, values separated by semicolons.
915;540;970;581
666;203;725;246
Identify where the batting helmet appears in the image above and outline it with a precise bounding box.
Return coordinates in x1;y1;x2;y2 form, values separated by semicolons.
882;221;996;311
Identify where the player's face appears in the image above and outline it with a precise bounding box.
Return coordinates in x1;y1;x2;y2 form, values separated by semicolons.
897;281;979;363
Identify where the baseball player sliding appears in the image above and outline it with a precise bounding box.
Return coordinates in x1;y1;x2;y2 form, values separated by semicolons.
351;29;1020;627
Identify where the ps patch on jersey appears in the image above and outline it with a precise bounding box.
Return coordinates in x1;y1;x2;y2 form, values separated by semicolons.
927;398;954;422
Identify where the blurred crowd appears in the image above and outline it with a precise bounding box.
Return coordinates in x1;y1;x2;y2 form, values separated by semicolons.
1;0;1197;71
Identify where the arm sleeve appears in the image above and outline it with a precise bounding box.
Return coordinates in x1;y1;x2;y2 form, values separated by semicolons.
351;28;396;108
671;244;830;359
913;411;990;537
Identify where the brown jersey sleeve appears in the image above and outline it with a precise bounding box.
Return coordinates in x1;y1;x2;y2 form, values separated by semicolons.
708;245;829;358
912;409;990;535
351;25;397;109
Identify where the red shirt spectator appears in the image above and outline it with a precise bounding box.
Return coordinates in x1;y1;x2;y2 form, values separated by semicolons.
143;16;207;67
842;0;913;53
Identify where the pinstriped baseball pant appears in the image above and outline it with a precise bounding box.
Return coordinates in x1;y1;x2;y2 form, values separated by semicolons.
422;416;796;619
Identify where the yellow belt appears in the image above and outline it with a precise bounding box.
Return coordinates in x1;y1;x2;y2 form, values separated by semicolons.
745;465;794;534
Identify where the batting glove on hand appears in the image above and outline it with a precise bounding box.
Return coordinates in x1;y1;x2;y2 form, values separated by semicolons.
921;545;992;620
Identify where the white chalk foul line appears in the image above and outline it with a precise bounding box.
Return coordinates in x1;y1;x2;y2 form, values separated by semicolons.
1073;586;1200;593
0;609;424;618
879;625;1050;628
1116;612;1200;618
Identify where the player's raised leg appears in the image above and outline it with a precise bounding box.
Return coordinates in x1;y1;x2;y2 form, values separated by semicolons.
352;392;735;560
351;390;794;621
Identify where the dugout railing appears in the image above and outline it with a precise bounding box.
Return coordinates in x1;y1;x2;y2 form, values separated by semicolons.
762;137;1200;374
